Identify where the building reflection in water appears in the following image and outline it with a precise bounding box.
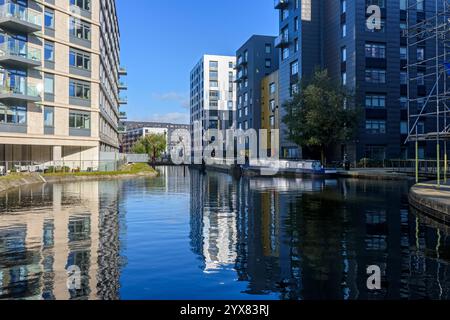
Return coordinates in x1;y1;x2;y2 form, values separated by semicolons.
0;181;121;300
190;170;450;300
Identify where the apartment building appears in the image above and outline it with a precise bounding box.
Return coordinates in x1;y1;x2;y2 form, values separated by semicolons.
275;0;440;162
0;0;125;170
121;121;190;155
261;70;280;157
235;35;279;133
190;55;236;155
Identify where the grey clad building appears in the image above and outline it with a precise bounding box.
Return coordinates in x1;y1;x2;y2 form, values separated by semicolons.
275;0;437;163
235;35;279;138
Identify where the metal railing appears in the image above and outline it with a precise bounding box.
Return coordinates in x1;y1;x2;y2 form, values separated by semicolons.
0;40;41;61
0;160;125;176
0;3;42;27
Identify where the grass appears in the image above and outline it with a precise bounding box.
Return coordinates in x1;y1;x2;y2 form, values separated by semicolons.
43;163;157;177
0;173;33;182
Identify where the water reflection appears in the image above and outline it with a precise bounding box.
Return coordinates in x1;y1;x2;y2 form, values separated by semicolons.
1;167;450;300
0;181;122;300
190;170;450;300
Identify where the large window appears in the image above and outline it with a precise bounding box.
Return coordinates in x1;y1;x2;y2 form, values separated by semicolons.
366;120;386;134
44;74;54;94
70;18;91;41
0;105;26;124
269;82;276;94
365;42;386;58
69;79;91;100
70;48;91;70
366;94;386;109
290;60;299;75
70;0;91;12
44;9;54;29
365;69;386;83
69;112;90;129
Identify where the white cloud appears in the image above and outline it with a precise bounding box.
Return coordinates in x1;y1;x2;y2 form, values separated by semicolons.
152;91;189;109
137;112;189;124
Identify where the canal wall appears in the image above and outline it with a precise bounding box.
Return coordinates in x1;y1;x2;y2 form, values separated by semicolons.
43;171;158;184
0;174;46;193
409;183;450;224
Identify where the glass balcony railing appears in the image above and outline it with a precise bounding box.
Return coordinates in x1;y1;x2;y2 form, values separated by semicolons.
119;95;127;104
0;78;40;97
0;3;42;28
0;40;41;62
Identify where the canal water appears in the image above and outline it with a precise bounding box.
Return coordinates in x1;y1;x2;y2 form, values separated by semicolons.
0;166;449;300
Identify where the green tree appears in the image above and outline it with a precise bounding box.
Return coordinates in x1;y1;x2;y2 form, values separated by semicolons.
132;133;167;159
283;69;360;164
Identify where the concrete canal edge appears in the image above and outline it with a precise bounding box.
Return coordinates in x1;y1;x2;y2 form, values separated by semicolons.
0;171;158;193
409;183;450;224
0;173;46;193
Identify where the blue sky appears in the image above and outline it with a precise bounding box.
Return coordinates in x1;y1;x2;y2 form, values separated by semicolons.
116;0;278;124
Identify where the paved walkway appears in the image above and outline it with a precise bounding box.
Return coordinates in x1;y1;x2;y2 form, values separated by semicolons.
410;181;450;223
336;168;414;181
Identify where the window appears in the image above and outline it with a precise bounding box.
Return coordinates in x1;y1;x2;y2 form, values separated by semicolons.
341;47;347;62
209;61;218;69
44;74;54;94
209;70;218;80
282;47;289;60
270;116;275;128
270;99;276;112
400;96;408;109
265;59;272;68
366;120;386;134
44;9;54;29
210;81;218;88
366;0;386;8
294;17;299;31
417;47;425;61
70;0;91;12
366;94;386;109
400;122;408;135
0;105;26;124
400;72;407;85
366;69;386;83
69;112;90;129
70;48;91;70
365;42;386;58
69;79;91;100
44;42;54;61
290;60;299;75
44;107;54;127
281;9;289;20
341;0;347;13
270;83;276;94
342;72;347;85
209;90;219;100
290;83;299;96
417;0;424;11
400;0;407;10
341;23;347;38
229;62;234;68
265;44;272;54
400;47;407;60
70;18;91;41
294;38;299;52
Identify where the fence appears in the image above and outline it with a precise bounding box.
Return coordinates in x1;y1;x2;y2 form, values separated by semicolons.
0;160;124;175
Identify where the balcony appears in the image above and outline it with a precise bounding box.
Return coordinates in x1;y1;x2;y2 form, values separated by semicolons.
118;81;127;90
119;66;127;76
0;40;41;68
119;95;127;104
274;34;290;48
274;0;288;10
0;81;41;104
119;111;127;120
0;3;41;33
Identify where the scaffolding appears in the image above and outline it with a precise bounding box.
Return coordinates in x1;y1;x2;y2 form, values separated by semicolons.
405;0;450;185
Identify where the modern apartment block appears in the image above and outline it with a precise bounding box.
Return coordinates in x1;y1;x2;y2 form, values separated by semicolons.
190;55;236;154
121;121;190;155
235;35;279;137
0;0;125;170
275;0;437;162
261;70;280;157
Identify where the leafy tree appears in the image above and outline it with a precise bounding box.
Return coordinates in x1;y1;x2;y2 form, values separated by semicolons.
132;133;167;159
283;69;360;164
